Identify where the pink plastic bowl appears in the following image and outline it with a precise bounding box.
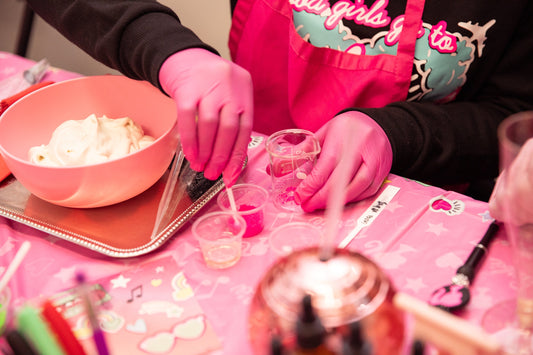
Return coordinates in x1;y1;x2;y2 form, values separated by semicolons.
0;75;178;208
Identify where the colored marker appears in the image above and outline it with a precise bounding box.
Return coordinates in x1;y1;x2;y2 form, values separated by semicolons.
76;273;110;355
16;305;66;355
41;300;87;355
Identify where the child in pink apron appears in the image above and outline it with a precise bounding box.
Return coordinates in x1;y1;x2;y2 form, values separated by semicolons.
229;0;423;134
26;0;533;208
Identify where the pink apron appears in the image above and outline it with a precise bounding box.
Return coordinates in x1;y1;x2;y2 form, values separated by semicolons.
229;0;425;135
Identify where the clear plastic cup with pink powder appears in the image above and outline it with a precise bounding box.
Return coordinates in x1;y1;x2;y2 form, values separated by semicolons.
217;183;269;238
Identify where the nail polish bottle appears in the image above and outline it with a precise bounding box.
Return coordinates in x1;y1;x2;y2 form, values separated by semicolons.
294;294;335;355
270;336;284;355
341;321;372;355
411;340;425;355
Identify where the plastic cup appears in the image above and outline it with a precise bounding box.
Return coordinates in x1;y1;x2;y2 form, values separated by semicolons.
265;129;320;212
192;211;246;269
217;184;269;238
269;222;323;256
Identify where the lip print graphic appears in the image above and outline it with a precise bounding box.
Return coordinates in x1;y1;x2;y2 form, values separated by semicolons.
172;315;206;339
139;332;174;354
139;315;206;353
429;196;465;216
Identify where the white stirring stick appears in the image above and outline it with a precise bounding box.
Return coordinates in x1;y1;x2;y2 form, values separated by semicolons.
226;186;238;213
320;126;358;261
0;240;31;294
225;186;243;227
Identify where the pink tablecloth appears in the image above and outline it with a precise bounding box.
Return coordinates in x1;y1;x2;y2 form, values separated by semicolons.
0;52;515;354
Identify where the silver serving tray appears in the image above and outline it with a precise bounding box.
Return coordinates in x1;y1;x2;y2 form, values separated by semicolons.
0;160;224;258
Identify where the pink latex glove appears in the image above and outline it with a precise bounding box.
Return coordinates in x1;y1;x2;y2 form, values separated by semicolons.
159;48;253;187
295;111;393;212
489;138;533;226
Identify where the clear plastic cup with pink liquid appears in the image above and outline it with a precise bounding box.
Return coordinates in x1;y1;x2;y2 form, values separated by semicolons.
217;184;269;238
265;129;320;212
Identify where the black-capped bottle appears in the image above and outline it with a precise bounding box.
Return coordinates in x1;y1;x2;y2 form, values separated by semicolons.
341;321;372;355
294;294;335;355
410;340;425;355
271;335;284;355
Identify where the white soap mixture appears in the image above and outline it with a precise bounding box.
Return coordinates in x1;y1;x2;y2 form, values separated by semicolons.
29;114;154;166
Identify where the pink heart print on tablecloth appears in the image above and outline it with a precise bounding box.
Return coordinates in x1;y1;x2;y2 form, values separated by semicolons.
429;196;465;216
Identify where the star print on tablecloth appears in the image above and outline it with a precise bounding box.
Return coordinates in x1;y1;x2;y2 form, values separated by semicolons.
478;210;494;222
110;274;131;288
53;266;76;283
426;222;448;236
404;277;428;293
156;266;165;273
384;200;402;213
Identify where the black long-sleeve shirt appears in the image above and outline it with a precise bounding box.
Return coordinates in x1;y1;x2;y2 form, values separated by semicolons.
26;0;533;188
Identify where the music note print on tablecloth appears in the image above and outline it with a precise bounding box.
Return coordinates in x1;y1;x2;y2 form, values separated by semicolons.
127;284;143;303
